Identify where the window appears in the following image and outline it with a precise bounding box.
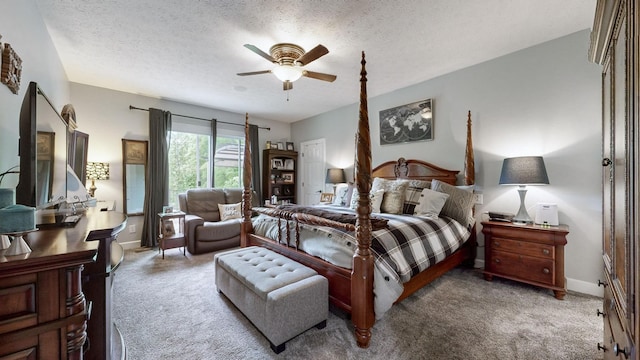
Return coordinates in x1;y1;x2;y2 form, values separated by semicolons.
167;119;244;207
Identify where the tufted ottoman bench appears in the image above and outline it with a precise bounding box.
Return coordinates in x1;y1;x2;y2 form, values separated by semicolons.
214;246;328;353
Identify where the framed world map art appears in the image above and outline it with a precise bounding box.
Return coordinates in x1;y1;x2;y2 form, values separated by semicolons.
379;98;433;145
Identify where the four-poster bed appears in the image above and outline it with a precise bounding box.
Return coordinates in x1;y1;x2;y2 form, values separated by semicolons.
240;52;476;348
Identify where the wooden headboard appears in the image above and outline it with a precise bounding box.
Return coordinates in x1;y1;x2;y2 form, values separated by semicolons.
371;157;459;185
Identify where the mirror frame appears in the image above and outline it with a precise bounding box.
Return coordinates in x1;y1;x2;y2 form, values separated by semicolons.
68;130;89;184
122;139;148;215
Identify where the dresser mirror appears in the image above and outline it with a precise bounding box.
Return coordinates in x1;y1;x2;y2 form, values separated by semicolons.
122;139;148;215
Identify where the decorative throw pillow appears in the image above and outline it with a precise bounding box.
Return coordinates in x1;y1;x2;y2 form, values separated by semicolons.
403;184;430;214
333;183;354;207
414;188;450;217
431;180;475;228
371;178;409;211
371;189;384;213
381;190;404;214
349;189;384;213
332;184;348;205
218;203;241;221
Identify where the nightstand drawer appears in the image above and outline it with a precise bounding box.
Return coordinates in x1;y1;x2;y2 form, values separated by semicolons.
489;250;555;285
492;237;555;259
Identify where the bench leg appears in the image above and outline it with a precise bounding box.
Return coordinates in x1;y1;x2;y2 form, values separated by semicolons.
270;342;285;354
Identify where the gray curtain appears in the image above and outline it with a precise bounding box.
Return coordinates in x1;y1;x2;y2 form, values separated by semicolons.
210;119;217;187
141;108;172;247
249;124;261;201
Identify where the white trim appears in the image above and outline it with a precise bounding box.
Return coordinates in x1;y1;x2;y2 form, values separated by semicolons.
567;277;603;297
119;240;141;250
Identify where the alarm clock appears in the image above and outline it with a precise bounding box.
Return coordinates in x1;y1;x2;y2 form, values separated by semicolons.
534;203;559;226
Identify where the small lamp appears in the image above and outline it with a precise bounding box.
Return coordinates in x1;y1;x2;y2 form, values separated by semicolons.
86;162;110;198
499;156;549;224
325;168;346;196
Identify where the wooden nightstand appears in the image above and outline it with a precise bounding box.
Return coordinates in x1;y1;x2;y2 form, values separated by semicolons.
481;220;569;299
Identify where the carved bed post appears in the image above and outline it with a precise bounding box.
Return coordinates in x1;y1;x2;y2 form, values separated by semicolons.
464;110;475;186
241;113;252;247
352;51;375;348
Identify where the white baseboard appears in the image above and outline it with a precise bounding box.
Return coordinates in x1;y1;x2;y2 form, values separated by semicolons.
567;277;603;297
471;259;602;297
118;240;141;250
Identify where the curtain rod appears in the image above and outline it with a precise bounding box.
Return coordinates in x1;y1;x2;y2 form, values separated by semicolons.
128;105;271;130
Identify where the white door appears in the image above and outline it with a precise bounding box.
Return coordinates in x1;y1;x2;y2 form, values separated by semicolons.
300;139;325;205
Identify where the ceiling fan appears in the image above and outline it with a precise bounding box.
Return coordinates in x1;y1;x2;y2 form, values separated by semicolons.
237;43;337;91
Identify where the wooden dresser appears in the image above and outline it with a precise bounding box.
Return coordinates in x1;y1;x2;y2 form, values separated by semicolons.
481;220;569;300
0;208;126;359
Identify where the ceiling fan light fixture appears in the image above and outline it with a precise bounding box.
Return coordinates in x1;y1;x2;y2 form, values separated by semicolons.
272;64;303;82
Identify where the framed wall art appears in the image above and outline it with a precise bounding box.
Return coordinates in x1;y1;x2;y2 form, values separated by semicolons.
282;173;294;183
379;98;433;145
1;42;22;94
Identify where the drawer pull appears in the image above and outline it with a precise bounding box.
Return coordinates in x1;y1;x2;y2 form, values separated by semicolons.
542;249;550;255
494;241;500;247
494;259;501;264
597;279;608;287
597;343;607;352
613;343;629;358
542;268;550;274
596;309;606;317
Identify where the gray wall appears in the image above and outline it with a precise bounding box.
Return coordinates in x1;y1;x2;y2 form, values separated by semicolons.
0;1;70;188
292;30;603;296
69;83;290;246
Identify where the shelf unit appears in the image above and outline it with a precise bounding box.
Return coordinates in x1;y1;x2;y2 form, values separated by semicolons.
262;149;297;205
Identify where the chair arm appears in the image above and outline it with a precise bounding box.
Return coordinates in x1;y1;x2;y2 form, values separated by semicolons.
184;214;205;253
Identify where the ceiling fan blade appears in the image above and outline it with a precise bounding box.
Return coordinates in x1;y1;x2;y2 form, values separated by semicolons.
296;44;329;65
303;70;337;82
237;70;272;76
243;44;277;63
283;81;293;91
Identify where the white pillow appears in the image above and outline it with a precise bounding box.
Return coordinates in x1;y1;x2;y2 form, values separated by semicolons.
333;183;351;206
413;188;450;217
371;189;384;213
350;189;384;213
218;203;241;221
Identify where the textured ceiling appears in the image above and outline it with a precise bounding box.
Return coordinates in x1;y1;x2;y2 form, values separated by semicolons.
34;0;596;123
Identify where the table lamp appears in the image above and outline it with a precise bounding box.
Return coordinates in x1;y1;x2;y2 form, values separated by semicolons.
86;162;110;198
325;168;346;196
499;156;549;224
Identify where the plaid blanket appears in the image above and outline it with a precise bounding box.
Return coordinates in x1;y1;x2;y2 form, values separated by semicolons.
368;211;470;283
252;205;470;284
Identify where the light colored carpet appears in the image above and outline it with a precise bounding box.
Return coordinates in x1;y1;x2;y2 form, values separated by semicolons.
113;247;603;360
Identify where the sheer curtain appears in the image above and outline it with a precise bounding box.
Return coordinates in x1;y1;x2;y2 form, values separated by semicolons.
141;108;172;247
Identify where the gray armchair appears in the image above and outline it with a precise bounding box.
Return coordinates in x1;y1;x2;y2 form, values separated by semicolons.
178;188;257;254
